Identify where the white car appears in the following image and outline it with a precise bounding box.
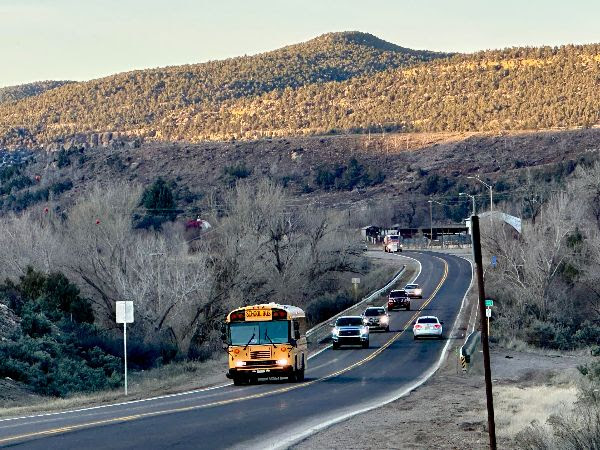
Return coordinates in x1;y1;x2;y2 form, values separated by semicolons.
413;316;443;340
404;283;423;299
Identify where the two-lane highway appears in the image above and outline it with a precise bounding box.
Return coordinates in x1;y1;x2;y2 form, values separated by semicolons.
0;251;472;449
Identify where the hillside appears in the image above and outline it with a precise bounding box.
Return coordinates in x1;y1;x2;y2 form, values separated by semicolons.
182;44;600;139
0;32;448;148
2;39;600;147
2;128;599;226
0;81;72;104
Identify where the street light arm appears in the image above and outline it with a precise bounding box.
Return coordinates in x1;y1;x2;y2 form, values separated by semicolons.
468;176;492;190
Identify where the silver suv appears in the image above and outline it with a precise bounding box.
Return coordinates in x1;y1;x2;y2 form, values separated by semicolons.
331;316;369;349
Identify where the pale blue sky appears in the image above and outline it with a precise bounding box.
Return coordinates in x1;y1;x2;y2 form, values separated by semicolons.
2;0;599;87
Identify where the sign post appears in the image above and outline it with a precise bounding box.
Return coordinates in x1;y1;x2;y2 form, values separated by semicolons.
351;277;361;301
485;299;493;336
116;301;134;396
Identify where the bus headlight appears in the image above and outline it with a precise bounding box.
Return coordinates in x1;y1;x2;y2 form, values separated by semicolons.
276;359;288;366
235;361;246;367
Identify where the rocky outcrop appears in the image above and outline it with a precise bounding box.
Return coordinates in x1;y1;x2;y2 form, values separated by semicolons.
0;302;20;341
43;133;141;153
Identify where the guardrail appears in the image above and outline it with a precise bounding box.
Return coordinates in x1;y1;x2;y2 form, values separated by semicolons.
459;330;481;372
306;265;407;340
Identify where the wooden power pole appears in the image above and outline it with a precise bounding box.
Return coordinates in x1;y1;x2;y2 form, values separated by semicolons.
471;215;497;450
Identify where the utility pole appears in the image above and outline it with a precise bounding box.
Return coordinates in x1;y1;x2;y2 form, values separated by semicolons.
459;192;477;216
471;216;497;450
428;199;433;248
468;176;494;213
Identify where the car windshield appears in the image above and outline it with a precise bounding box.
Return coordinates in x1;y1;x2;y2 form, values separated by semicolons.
364;308;385;316
229;321;289;345
417;318;438;324
406;284;419;289
336;317;363;327
389;236;399;241
389;290;406;298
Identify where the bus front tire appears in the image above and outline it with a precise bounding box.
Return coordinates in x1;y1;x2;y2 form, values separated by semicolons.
232;376;244;386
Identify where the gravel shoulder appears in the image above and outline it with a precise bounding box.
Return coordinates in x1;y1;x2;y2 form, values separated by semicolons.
292;346;583;450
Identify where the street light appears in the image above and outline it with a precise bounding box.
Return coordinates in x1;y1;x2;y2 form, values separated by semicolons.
459;192;476;216
468;176;493;213
428;198;446;248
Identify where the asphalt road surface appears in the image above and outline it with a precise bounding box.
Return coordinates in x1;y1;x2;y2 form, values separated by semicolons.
0;251;472;449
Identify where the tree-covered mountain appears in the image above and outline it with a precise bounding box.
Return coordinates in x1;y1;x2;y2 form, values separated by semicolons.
191;44;600;139
0;80;72;104
0;32;448;147
2;35;600;148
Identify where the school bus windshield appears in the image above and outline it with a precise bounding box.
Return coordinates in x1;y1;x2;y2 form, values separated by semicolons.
229;321;289;345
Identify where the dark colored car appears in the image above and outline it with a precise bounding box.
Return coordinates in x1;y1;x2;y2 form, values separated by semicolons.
362;307;390;331
388;289;410;311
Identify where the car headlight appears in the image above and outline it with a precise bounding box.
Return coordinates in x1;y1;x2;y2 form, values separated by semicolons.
360;326;369;335
416;289;422;295
332;327;339;336
380;316;389;324
362;318;369;324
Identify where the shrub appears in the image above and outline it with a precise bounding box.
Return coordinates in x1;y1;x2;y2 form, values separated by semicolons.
223;164;252;186
306;292;355;326
57;149;70;168
314;158;384;191
50;180;73;196
137;178;178;229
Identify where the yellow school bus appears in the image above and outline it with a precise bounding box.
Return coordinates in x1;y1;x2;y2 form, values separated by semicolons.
224;303;308;385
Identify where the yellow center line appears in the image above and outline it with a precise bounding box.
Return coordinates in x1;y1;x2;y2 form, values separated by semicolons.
0;257;449;445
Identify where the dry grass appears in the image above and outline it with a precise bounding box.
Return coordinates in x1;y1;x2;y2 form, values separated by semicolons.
495;383;578;440
0;355;227;419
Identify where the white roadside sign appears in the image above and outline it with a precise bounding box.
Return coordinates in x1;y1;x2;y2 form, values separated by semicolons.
116;301;134;323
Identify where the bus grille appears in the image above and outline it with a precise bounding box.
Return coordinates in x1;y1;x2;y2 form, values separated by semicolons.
250;350;271;359
245;360;277;367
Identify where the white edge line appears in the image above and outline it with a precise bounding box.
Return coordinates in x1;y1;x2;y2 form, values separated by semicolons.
269;253;473;450
0;383;231;424
0;255;422;425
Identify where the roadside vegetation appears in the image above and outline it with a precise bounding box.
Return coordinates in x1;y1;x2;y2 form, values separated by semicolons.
0;178;373;397
515;360;600;449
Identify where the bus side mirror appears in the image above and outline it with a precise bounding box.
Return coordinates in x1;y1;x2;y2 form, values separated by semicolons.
222;342;228;350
